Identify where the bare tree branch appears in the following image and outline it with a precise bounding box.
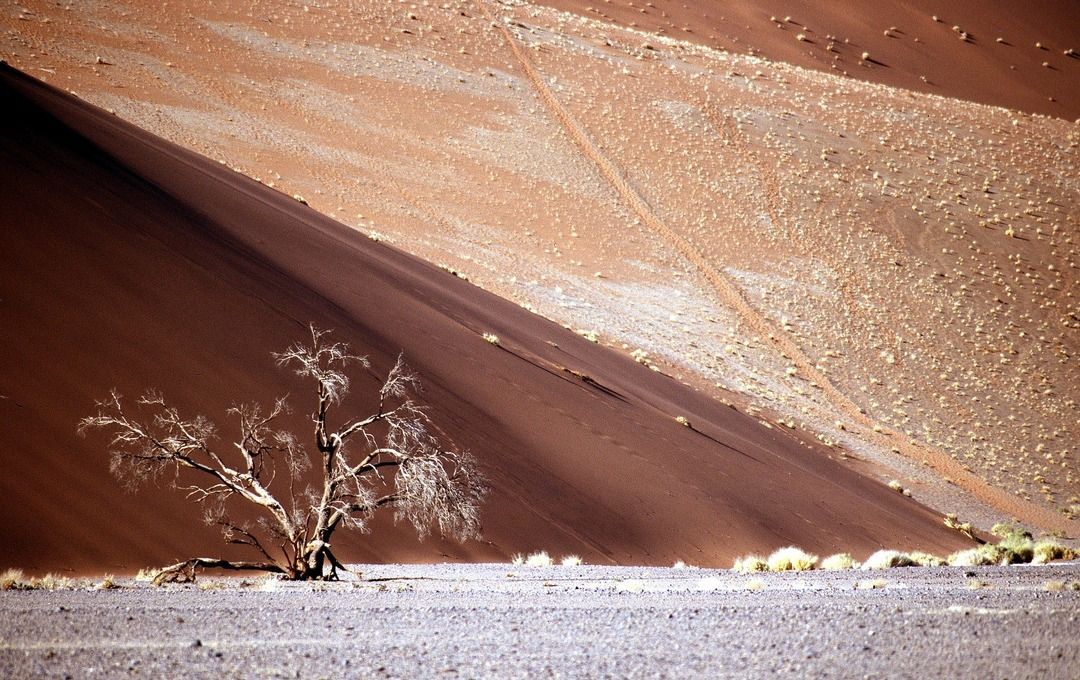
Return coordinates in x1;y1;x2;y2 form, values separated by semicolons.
80;327;488;581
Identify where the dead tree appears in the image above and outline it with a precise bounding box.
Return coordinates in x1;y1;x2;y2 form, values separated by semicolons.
80;326;486;583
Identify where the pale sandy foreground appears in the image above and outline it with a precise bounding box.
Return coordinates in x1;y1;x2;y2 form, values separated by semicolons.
2;563;1078;678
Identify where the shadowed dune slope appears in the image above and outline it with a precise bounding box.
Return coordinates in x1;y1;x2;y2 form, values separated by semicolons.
0;65;969;573
544;0;1080;119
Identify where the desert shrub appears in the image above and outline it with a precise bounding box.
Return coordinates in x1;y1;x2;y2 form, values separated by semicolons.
524;551;553;567
1;569;27;591
766;547;818;572
996;531;1035;564
95;575;121;590
947;544;1010;567
943;514;977;540
947;548;985;567
732;555;768;573
862;550;916;570
560;555;583;566
30;574;72;591
820;553;859;570
906;552;945;567
1032;540;1077;564
134;568;160;583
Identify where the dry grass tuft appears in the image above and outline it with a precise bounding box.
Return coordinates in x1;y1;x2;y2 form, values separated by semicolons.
95;575;121;590
256;574;282;592
560;555;583;566
943;514;977;540
732;555;768;573
906;551;946;567
524;551;554;567
862;550;915;570
1032;540;1078;564
29;573;72;591
134;568;161;583
820;553;859;570
1;568;27;591
766;547;818;572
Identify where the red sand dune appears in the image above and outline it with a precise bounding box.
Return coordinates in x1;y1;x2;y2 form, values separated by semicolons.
0;64;970;573
543;0;1080;119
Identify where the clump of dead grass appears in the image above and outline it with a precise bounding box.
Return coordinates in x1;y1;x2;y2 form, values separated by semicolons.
862;550;916;570
95;574;121;590
1;568;27;591
766;547;818;572
524;551;554;567
820;553;859;570
1032;539;1078;564
732;555;768;574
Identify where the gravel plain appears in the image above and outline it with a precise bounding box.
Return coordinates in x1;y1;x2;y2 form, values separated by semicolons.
2;562;1079;678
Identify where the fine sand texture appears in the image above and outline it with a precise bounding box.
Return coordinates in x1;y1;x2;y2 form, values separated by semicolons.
1;562;1079;677
2;0;1075;534
0;64;974;573
542;0;1080;119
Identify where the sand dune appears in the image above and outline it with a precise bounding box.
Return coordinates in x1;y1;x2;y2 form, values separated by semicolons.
544;0;1080;119
5;1;1078;535
5;0;1075;535
0;64;974;573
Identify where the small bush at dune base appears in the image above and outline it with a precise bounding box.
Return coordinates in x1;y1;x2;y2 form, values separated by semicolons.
560;555;583;566
766;547;818;572
906;551;945;567
1033;540;1078;564
524;551;554;567
732;555;768;574
1;569;26;590
29;574;72;591
862;550;916;570
820;553;859;570
95;575;121;590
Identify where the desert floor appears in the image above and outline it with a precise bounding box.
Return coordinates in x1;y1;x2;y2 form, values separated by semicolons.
2;562;1078;678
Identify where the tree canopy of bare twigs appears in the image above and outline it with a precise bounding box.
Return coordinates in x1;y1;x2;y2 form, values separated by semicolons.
80;326;486;584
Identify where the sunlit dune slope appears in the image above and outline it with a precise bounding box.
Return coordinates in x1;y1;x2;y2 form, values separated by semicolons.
0;65;973;572
543;0;1080;119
